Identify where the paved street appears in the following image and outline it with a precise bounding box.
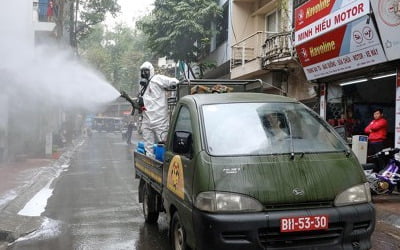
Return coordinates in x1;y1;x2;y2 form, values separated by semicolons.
0;131;399;249
371;194;400;250
1;132;171;250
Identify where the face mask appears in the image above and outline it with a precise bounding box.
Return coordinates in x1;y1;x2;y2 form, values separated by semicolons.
140;69;150;79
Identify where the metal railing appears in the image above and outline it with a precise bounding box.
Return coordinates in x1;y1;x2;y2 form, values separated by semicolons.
231;31;296;70
262;31;294;62
231;31;267;69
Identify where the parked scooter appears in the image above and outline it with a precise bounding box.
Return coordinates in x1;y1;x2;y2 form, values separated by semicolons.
363;148;400;194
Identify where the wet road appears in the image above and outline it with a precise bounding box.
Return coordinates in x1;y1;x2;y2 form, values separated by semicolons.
8;132;171;250
6;131;400;249
371;194;400;250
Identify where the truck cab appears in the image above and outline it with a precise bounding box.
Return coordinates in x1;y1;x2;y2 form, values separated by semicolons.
135;81;374;250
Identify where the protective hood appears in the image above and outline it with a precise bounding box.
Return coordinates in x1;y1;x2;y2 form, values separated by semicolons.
140;61;155;79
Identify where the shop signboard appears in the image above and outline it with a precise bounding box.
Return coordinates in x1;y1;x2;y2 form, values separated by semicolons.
294;0;370;46
395;67;400;148
295;15;387;80
371;0;400;61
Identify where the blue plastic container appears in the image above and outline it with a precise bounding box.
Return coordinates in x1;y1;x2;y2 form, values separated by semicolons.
153;144;157;155
136;141;146;154
137;148;146;154
154;144;165;162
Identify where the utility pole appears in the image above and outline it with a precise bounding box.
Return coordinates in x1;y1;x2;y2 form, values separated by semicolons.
55;0;64;41
69;0;75;48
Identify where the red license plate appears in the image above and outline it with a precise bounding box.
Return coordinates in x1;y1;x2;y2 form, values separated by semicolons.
280;215;329;232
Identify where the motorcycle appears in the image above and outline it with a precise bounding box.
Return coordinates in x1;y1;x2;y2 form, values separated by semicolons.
363;148;400;194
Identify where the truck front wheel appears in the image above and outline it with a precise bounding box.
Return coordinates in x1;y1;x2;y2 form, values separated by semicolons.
143;184;159;224
171;212;187;250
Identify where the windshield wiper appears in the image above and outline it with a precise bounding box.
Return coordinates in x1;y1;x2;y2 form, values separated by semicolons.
286;113;295;160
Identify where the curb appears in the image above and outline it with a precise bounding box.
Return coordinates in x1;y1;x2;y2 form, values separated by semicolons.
0;138;84;244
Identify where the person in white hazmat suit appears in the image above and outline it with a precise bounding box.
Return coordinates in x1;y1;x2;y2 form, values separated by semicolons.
139;61;179;156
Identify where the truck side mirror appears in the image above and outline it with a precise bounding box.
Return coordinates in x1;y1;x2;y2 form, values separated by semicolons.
173;131;192;155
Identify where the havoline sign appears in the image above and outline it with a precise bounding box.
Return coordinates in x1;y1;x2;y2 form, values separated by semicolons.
294;0;387;81
294;0;370;46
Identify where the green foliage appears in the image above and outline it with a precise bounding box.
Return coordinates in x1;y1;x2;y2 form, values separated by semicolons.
79;24;153;95
198;61;216;78
137;0;222;64
76;0;121;42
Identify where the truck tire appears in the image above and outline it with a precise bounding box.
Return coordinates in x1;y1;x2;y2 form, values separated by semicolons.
171;212;187;250
143;184;159;224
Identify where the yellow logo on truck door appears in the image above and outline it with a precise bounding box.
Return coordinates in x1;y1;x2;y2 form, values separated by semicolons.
167;155;184;200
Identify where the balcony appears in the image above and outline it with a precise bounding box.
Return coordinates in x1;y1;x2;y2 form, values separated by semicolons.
230;31;267;79
33;1;56;32
261;31;296;70
230;31;297;79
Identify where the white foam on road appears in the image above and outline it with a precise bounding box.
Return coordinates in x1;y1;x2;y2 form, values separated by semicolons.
18;164;70;217
61;164;70;172
14;217;62;243
17;181;54;217
0;167;49;210
61;164;69;169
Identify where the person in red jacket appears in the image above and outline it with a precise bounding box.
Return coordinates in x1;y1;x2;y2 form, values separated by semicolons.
364;108;388;171
47;0;54;22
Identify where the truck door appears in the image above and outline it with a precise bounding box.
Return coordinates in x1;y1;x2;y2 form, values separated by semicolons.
164;105;196;244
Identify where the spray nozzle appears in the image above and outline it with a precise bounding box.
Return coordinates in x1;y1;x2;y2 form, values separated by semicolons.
120;90;128;98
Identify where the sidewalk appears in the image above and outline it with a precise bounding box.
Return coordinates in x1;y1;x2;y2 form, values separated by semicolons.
0;139;84;248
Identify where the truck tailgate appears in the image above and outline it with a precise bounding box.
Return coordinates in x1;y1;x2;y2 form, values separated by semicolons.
134;151;163;192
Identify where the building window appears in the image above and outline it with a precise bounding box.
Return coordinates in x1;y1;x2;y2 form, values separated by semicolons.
265;10;281;38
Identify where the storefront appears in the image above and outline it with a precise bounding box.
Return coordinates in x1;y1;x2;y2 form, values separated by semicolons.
322;68;398;147
293;0;400;148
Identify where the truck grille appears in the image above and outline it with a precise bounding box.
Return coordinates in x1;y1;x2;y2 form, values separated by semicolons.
258;222;343;248
264;201;332;211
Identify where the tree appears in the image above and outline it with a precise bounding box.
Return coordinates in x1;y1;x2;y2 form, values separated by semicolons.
137;0;221;69
79;24;152;94
61;0;120;48
74;0;121;44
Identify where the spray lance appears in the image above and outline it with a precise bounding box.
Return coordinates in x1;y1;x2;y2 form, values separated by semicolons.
120;65;152;115
120;74;150;115
120;90;145;116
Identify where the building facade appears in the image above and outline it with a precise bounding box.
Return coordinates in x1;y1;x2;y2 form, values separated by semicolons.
201;0;400;148
0;1;66;162
293;0;400;148
201;0;317;106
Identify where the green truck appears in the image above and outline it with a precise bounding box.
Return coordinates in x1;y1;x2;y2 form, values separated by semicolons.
134;79;375;250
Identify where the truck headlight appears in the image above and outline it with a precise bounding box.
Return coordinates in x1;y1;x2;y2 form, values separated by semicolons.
334;183;371;206
195;191;263;212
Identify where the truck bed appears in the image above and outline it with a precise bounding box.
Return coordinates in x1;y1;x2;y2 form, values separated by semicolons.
134;151;163;193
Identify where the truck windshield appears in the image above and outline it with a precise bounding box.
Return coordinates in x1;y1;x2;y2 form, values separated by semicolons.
202;102;347;156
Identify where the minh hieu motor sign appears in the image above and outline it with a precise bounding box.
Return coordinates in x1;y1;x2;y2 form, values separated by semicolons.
294;0;388;80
